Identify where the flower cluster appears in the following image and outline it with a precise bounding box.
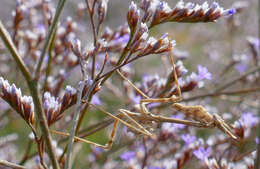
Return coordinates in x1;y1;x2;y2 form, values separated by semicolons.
0;77;35;125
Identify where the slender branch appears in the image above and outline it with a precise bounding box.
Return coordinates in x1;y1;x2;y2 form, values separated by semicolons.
43;28;57;91
28;81;60;169
0;20;60;169
19;140;33;165
64;82;85;169
85;0;98;79
214;65;260;92
254;5;260;168
34;0;67;79
182;87;260;102
85;0;98;46
99;31;134;85
0;159;26;169
0;21;32;81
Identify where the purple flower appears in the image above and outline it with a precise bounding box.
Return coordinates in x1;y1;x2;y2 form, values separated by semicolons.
240;112;258;127
181;134;196;145
35;155;40;164
91;95;102;105
130;95;141;104
111;34;130;46
235;63;248;74
222;8;236;16
227;9;236;15
197;65;212;81
255;138;259;144
172;114;186;129
93;147;103;154
120;151;136;161
193;147;211;161
148;166;165;169
162;114;186;133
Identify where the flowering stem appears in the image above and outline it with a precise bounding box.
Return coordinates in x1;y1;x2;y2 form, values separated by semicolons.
254;7;260;168
34;0;67;79
100;31;134;85
64;81;85;169
0;20;60;169
0;21;31;81
43;28;57;91
85;0;98;79
214;65;260;92
19;140;33;165
0;159;26;169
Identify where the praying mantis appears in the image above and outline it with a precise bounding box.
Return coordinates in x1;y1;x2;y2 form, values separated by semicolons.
53;50;238;150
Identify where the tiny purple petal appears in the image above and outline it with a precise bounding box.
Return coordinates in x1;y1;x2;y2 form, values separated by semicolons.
181;134;196;145
193;147;211;161
35;156;40;164
120;151;136;161
91;95;102;105
241;112;258;127
235;63;248;74
148;166;165;169
197;65;212;81
131;95;141;104
228;8;236;15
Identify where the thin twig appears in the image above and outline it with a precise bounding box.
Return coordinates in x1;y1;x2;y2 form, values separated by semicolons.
0;21;32;81
43;28;57;91
254;6;260;167
0;159;26;169
183;87;260;102
214;65;260;92
85;0;98;79
19;140;33;165
64;81;85;169
34;0;67;79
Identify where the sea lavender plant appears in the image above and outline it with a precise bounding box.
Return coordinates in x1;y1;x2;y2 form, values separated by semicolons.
0;0;259;169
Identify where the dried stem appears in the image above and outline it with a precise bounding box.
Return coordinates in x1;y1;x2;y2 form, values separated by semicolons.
0;21;31;81
214;65;260;92
0;159;26;169
19;140;33;165
254;6;260;168
43;28;57;91
64;82;85;169
85;0;98;79
34;0;68;79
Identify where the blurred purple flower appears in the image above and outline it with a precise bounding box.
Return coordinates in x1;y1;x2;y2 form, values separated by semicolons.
181;134;196;145
111;34;130;46
147;102;160;109
120;151;136;161
130;95;141;104
240;112;258;127
172;114;186;129
197;65;212;81
91;95;102;105
162;114;186;133
255;138;259;144
35;24;46;36
35;155;40;165
148;166;165;169
93;147;103;154
193;147;211;161
227;8;236;15
235;63;248;74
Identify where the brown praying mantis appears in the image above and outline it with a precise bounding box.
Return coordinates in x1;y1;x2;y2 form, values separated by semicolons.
52;50;238;150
